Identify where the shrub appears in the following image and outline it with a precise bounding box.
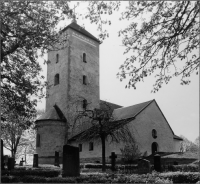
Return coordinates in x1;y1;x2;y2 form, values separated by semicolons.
173;164;199;172
1;169;60;177
1;176;21;183
160;171;199;183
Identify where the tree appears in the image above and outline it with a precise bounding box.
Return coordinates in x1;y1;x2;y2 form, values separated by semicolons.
70;98;136;172
179;135;198;153
120;143;141;164
1;109;36;160
85;1;199;92
15;127;36;164
1;1;74;122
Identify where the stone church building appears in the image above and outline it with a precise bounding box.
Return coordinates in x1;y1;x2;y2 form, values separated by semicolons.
35;19;183;164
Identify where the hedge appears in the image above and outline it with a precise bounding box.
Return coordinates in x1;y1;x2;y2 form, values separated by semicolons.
1;169;61;177
168;164;199;172
2;172;199;183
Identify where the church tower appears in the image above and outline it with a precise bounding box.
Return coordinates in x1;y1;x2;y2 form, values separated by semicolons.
35;19;101;164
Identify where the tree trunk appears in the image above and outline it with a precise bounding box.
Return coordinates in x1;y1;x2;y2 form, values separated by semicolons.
101;135;106;172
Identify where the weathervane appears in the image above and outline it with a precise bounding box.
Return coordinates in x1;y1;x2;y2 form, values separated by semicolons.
72;5;77;23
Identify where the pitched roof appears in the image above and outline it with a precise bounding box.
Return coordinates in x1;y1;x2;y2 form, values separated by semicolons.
100;100;123;111
173;135;183;140
35;105;66;122
113;100;153;120
62;22;101;43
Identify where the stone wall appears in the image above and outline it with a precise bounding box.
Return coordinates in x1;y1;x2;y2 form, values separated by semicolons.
36;120;66;162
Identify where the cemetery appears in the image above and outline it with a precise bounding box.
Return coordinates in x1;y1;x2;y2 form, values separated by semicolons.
1;140;200;183
1;1;199;184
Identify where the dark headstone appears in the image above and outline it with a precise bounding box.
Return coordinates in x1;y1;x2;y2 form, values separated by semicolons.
138;158;150;174
1;139;5;170
54;151;60;167
109;152;117;171
7;157;15;170
62;145;80;177
33;154;38;167
154;154;161;172
4;155;8;167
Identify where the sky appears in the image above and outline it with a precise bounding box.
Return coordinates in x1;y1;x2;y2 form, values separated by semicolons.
36;1;199;143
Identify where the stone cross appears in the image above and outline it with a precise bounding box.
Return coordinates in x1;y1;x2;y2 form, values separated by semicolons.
109;152;117;171
19;158;25;166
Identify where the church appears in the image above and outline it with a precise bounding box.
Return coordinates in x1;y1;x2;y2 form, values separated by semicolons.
35;18;183;164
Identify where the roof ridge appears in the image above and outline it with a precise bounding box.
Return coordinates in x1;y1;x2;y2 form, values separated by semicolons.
62;22;101;43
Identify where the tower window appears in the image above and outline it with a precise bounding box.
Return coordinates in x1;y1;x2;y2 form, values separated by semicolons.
36;134;40;147
83;99;87;109
54;74;59;85
152;129;157;139
79;144;82;152
83;53;87;63
89;142;93;151
83;75;87;85
56;54;59;63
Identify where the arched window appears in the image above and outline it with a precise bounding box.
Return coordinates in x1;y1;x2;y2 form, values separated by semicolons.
89;142;93;151
83;53;86;63
36;134;40;147
83;99;87;109
54;74;59;85
152;129;157;139
56;54;59;63
83;75;87;85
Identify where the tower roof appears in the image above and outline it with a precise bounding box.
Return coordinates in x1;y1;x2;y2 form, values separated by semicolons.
35;104;66;122
62;22;101;43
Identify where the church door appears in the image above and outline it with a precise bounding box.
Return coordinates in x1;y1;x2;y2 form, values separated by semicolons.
151;142;158;154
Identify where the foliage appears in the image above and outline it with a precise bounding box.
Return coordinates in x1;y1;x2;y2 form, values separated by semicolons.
1;1;73;123
15;127;36;163
2;169;200;183
1;110;36;159
168;164;199;172
1;169;61;177
85;1;200;91
70;98;136;171
120;143;142;164
180;135;199;153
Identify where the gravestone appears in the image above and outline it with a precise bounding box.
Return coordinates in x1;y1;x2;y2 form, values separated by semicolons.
154;154;161;172
19;158;25;166
62;145;80;177
54;151;60;167
33;154;38;167
109;152;117;171
1;139;4;170
137;158;150;174
7;157;15;170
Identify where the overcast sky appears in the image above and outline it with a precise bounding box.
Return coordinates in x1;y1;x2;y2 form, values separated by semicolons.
37;1;199;143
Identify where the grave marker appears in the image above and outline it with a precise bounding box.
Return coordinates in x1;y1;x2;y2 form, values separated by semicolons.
7;157;15;170
19;158;25;166
137;158;150;174
54;151;60;167
154;154;161;172
109;152;117;171
33;154;38;167
62;145;80;177
1;139;4;170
